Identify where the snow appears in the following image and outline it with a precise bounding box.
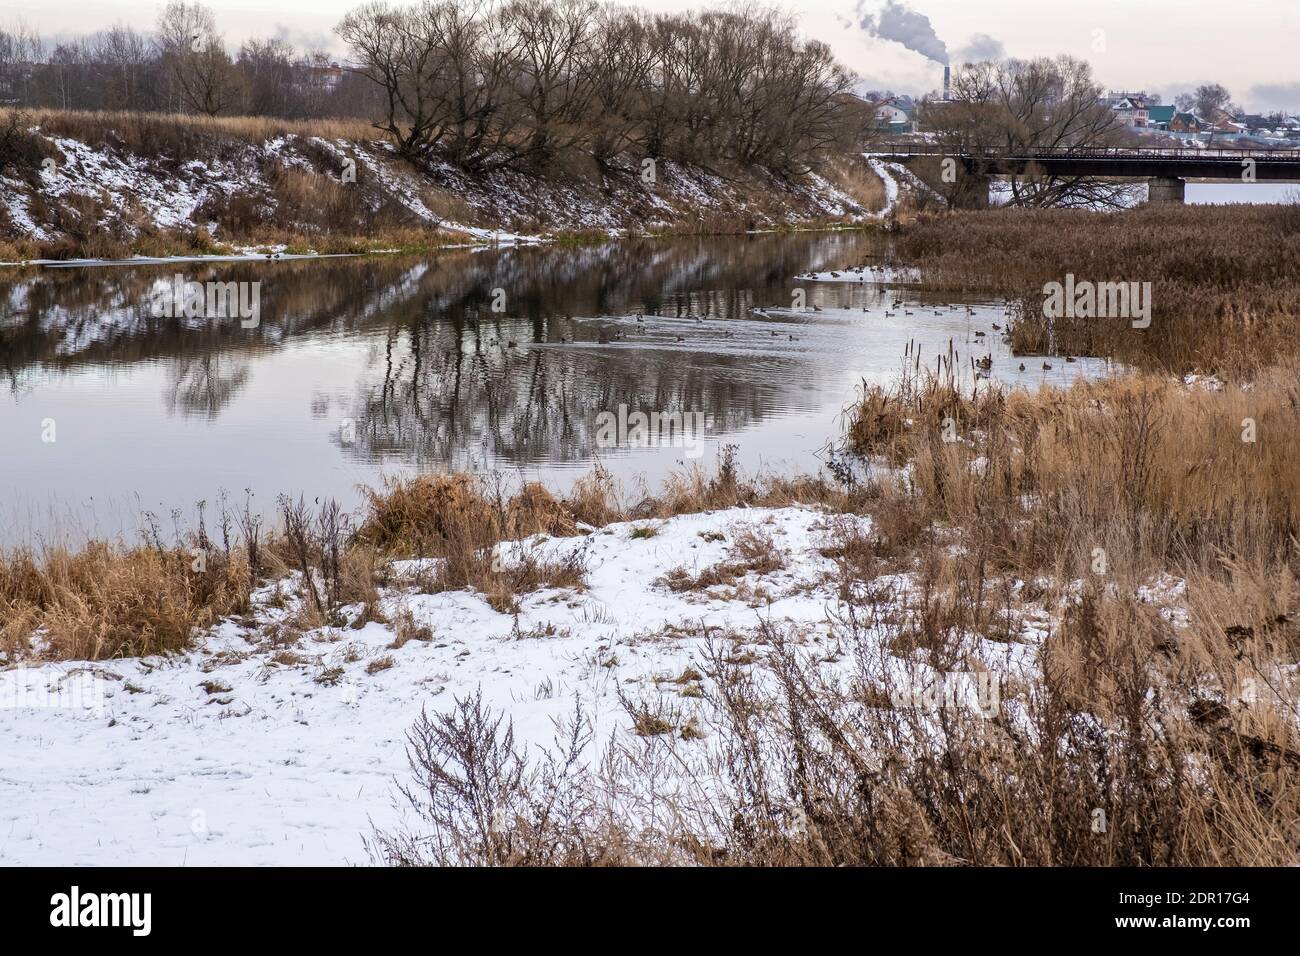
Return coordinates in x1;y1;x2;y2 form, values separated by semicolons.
866;158;901;213
0;506;881;865
0;492;1213;866
2;126;885;261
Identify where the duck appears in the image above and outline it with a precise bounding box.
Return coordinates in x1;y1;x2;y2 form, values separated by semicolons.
1065;355;1076;363
1018;363;1025;372
973;330;985;338
991;323;1001;331
976;356;993;371
1042;361;1052;370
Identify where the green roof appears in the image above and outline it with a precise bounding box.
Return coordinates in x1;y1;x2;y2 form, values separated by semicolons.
1146;105;1175;124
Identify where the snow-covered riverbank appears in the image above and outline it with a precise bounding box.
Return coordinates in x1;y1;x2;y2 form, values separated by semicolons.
1;506;882;865
0;117;896;260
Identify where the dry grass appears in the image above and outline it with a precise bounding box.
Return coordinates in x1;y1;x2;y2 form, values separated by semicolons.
875;203;1300;378
0;541;248;660
847;361;1300;581
824;154;888;214
366;352;1300;867
659;524;785;593
367;593;1300;865
0;451;846;662
27;109;377;160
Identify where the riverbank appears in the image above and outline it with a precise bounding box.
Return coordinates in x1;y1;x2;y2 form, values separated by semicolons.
0;110;899;261
6;197;1300;866
3;362;1300;865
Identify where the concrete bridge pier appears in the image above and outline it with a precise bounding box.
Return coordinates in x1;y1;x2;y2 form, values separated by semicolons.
1147;176;1186;204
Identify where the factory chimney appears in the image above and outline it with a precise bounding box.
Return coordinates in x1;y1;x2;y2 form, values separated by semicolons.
943;65;951;101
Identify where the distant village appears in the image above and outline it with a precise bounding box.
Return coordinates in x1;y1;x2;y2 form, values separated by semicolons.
868;88;1300;147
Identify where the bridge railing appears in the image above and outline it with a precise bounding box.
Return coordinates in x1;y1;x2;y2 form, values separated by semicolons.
868;142;1300;162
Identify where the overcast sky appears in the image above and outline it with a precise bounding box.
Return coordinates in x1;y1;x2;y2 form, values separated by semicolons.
7;0;1300;112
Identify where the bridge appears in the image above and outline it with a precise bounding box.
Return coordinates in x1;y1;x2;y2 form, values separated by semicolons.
867;143;1300;204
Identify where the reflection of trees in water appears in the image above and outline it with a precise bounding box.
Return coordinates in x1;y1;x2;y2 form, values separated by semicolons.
2;231;877;461
348;307;808;466
165;355;251;418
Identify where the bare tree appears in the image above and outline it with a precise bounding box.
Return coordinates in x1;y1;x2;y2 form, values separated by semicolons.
922;56;1133;208
1194;83;1233;122
238;37;296;117
499;0;600;169
157;1;246;115
337;1;446;157
0;22;41;106
586;7;655;170
94;25;153;111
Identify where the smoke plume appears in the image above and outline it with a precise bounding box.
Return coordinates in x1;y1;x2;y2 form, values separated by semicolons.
953;32;1005;65
855;0;948;65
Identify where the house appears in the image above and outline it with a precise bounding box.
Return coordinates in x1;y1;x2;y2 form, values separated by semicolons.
1202;107;1245;134
1146;105;1175;130
1169;111;1202;133
1237;114;1272;135
297;62;347;92
1108;92;1151;127
871;98;916;135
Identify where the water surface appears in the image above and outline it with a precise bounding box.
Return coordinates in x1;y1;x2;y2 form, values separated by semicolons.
0;234;1102;543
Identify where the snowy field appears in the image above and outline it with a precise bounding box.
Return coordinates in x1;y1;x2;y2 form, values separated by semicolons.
0;507;886;866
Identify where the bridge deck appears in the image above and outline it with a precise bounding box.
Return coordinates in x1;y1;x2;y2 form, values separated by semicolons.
868;143;1300;181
